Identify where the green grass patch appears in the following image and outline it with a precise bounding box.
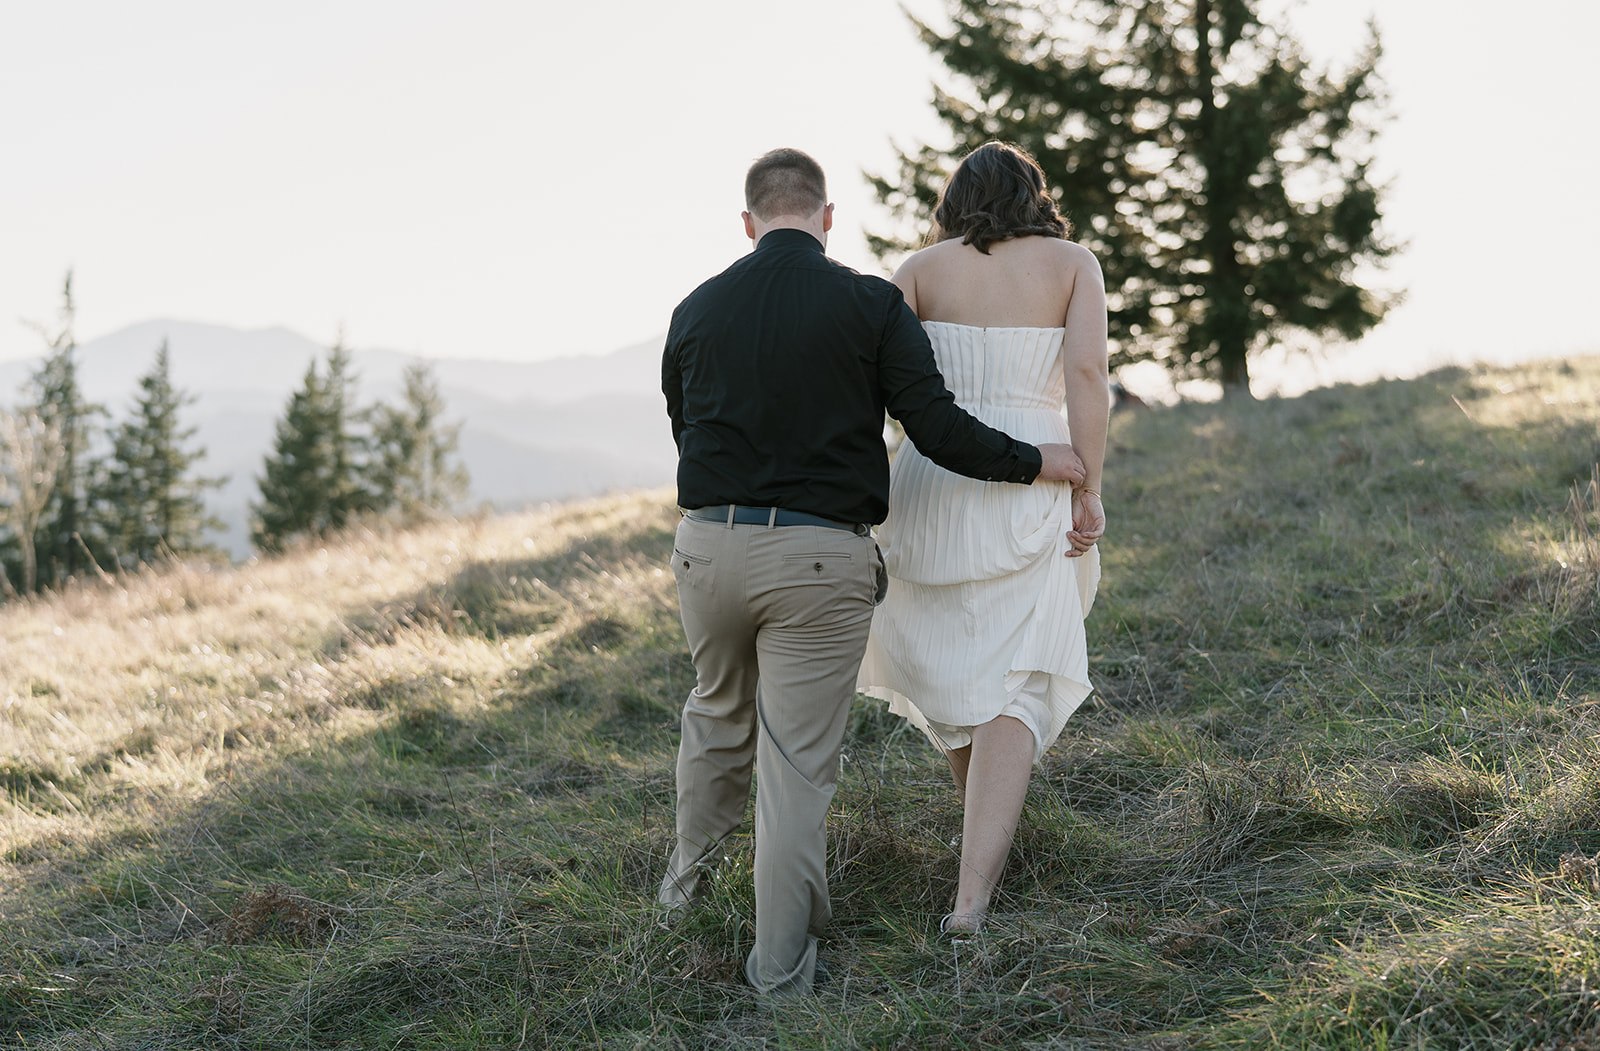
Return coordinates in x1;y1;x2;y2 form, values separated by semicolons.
2;360;1598;1048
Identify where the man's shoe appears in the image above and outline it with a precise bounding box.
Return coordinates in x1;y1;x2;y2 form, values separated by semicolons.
745;953;831;998
655;899;693;931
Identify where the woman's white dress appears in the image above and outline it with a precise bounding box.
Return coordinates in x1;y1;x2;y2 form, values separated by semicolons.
858;321;1099;763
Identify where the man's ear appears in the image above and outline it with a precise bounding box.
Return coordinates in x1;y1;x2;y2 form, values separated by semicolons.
822;203;834;233
742;211;756;241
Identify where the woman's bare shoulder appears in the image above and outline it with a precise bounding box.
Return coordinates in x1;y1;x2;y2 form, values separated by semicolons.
900;238;968;267
892;239;972;288
1042;237;1101;267
1048;241;1105;289
891;241;935;276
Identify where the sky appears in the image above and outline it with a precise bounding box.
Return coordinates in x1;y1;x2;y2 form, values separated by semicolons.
3;0;1597;399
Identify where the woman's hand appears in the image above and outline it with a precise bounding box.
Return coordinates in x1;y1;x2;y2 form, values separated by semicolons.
1066;488;1104;557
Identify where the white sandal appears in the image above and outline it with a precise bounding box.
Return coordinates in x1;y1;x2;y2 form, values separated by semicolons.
939;912;986;936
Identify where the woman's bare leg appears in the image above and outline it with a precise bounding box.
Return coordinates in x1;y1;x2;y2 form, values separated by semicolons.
945;715;1034;930
944;744;972;797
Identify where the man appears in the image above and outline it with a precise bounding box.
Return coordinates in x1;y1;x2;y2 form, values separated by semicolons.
659;148;1085;996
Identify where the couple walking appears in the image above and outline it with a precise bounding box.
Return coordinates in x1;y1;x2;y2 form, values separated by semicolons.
658;144;1108;996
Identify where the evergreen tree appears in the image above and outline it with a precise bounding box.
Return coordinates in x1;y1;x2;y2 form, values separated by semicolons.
250;336;369;552
24;271;106;578
100;341;225;566
870;0;1399;395
365;363;469;522
321;339;371;528
252;360;335;552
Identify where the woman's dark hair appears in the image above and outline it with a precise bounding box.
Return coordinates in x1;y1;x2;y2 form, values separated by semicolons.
929;141;1069;253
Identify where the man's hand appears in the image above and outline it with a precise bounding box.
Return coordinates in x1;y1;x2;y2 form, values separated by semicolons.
1066;489;1105;557
1035;443;1086;486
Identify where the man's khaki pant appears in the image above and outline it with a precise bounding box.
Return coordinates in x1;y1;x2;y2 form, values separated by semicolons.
659;515;883;996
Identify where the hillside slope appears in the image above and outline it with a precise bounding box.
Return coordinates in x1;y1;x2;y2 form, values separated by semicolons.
2;357;1597;1049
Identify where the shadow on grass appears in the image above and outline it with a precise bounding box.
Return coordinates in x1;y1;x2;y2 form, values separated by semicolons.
5;361;1600;1048
0;514;704;1046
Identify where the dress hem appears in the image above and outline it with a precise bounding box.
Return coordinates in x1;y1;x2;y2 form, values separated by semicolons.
858;672;1091;766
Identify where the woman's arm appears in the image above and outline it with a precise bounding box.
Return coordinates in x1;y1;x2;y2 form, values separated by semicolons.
1059;245;1110;554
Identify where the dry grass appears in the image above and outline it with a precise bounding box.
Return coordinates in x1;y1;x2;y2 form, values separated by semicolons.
1;356;1598;1049
1;491;678;835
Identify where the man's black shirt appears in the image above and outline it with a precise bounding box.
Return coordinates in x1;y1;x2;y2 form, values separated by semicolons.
663;229;1042;525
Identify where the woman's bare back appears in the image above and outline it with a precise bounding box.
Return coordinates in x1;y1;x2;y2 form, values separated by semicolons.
892;235;1097;330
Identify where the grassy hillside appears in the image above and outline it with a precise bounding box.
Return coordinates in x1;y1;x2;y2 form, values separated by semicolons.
3;356;1597;1050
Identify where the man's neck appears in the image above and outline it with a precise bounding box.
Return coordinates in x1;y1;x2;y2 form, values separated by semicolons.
746;204;831;249
755;224;821;248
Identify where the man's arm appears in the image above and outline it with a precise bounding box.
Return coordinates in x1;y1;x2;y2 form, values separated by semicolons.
1037;443;1087;484
662;332;685;450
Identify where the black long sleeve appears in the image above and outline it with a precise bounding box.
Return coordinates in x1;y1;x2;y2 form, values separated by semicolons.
663;229;1039;525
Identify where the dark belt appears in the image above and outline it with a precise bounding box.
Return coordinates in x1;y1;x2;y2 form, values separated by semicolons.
683;505;871;536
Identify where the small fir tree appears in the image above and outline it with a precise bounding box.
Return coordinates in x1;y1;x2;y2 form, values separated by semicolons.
252;360;336;552
365;363;469;523
321;339;372;528
250;336;370;552
100;341;225;565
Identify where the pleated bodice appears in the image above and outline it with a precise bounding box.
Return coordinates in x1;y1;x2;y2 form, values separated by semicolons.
880;323;1077;587
925;322;1070;422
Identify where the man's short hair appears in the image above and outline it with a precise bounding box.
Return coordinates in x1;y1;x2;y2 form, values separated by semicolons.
745;148;827;220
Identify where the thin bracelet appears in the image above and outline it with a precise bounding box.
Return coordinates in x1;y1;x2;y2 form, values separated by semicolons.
1078;486;1101;498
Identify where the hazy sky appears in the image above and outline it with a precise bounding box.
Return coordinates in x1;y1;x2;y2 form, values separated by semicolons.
3;0;1597;396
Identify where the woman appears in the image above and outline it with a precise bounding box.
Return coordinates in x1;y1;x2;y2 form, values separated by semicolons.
858;141;1108;933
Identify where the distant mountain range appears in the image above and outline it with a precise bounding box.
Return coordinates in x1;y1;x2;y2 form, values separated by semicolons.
0;320;677;558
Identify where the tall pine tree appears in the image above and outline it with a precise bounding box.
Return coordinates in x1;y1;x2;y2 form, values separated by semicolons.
365;363;469;523
870;0;1398;395
100;341;225;566
24;271;106;578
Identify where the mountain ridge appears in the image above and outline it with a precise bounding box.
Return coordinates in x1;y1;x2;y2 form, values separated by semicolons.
0;319;677;558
